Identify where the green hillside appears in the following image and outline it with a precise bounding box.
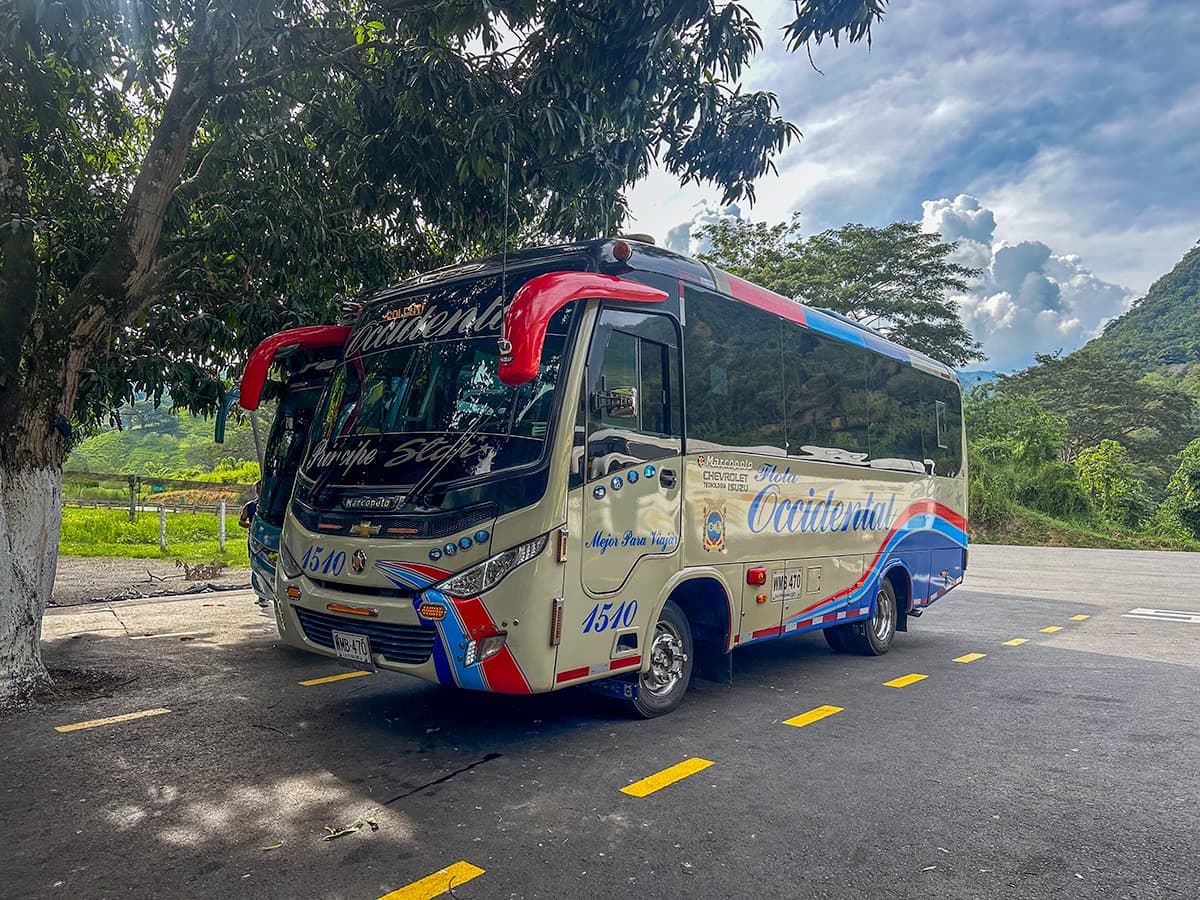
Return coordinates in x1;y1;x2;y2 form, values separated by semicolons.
1092;242;1200;371
68;405;261;476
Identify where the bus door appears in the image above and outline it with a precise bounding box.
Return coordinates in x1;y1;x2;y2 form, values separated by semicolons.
579;309;683;597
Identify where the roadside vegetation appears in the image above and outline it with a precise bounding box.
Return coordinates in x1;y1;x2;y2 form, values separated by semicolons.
60;507;250;566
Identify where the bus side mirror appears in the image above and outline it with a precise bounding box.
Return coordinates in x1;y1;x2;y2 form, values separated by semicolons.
590;387;638;419
214;387;240;444
498;272;667;386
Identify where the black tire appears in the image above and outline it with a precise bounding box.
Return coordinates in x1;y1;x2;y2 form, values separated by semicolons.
624;600;693;718
846;579;898;656
823;623;852;653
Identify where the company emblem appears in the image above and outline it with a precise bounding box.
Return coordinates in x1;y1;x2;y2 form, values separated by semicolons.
702;504;726;552
341;495;397;512
350;549;367;574
349;520;381;537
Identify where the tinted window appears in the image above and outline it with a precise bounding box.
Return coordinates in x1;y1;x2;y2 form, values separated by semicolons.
683;289;785;453
866;357;926;470
783;330;869;462
578;310;682;483
923;376;963;476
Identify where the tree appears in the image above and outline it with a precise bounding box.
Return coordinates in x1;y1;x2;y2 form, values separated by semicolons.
998;348;1197;465
1074;440;1150;527
0;1;890;698
1165;437;1200;538
698;214;984;365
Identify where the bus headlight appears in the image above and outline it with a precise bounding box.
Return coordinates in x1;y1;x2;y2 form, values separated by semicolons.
279;540;305;580
436;533;549;598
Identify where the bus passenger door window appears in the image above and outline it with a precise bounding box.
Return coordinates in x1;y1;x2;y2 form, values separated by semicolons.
579;309;683;597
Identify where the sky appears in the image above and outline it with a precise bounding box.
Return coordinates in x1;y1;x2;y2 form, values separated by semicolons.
625;0;1200;372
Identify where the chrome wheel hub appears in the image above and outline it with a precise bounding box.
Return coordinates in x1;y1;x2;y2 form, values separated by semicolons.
873;589;895;642
643;621;688;697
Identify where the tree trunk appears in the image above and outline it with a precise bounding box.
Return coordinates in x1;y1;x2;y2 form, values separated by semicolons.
0;460;61;699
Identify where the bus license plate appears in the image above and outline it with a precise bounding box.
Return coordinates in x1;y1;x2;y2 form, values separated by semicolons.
332;630;375;671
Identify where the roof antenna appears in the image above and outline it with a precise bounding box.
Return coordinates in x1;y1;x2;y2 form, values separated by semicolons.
498;138;513;364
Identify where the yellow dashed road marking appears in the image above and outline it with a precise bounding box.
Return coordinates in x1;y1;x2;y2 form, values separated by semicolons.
298;670;373;686
783;705;843;728
377;861;485;900
883;673;928;688
1002;638;1029;646
1070;615;1091;621
620;758;714;797
953;653;986;663
1040;626;1064;633
55;708;171;733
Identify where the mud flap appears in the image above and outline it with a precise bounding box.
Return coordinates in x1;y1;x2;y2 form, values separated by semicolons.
692;641;732;685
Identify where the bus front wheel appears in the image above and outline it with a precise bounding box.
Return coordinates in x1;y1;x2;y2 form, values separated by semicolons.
846;579;898;656
624;600;693;718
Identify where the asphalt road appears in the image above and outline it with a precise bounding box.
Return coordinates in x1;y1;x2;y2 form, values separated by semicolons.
3;545;1199;900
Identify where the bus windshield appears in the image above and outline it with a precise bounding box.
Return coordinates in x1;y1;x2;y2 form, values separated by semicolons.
259;384;325;527
301;275;576;494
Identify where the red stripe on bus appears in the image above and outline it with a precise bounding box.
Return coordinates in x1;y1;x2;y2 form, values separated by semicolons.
609;655;641;671
722;272;807;327
752;625;782;640
480;647;531;694
557;666;589;684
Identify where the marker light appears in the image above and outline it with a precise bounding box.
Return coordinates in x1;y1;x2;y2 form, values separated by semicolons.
326;603;377;617
747;567;767;586
286;586;301;599
418;602;447;620
557;526;569;563
550;597;564;646
435;533;549;598
756;593;768;604
613;240;632;262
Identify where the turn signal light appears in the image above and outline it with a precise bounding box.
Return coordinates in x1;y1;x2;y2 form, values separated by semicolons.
756;593;768;604
747;567;767;586
286;586;301;599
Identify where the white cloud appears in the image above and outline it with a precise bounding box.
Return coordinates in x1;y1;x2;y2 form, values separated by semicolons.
626;0;1199;298
662;201;744;256
921;194;1134;371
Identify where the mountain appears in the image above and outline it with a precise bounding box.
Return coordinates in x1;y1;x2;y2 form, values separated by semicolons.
1090;242;1200;371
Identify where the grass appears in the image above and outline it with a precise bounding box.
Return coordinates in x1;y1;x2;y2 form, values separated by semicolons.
59;507;251;566
971;503;1200;552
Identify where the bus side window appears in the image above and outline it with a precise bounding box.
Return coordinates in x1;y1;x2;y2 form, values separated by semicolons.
583;309;682;481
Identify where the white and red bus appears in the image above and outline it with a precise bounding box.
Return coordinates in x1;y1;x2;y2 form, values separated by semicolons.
241;238;967;716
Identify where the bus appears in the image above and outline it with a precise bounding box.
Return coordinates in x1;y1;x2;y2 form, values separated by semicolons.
228;328;348;603
243;238;967;717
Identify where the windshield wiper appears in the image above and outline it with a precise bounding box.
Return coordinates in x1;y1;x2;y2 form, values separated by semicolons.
392;410;490;515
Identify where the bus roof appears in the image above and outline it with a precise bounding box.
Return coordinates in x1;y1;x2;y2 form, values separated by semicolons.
361;238;959;383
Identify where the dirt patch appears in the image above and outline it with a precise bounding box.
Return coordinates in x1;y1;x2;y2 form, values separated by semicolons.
52;555;252;607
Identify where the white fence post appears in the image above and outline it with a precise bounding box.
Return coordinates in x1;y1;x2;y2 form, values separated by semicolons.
218;500;226;552
159;506;167;552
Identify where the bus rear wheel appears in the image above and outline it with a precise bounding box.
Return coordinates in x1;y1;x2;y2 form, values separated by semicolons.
823;624;851;653
846;580;898;656
624;600;693;718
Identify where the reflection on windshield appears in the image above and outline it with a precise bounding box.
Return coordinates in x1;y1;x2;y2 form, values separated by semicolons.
259;392;321;527
302;275;576;490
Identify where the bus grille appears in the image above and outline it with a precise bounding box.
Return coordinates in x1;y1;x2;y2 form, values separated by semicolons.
294;606;437;665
